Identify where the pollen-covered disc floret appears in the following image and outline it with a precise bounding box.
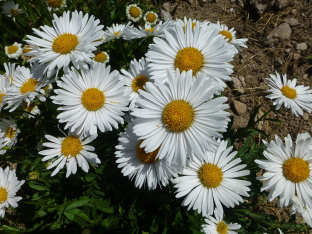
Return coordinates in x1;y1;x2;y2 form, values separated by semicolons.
5;42;22;59
115;122;179;190
0;118;20;148
0;167;25;218
120;57;151;110
39;131;100;177
51;63;129;136
255;133;312;208
265;72;312;117
126;4;142;22
146;18;235;91
172;140;250;216
25;11;104;73
201;208;241;234
132;69;230;166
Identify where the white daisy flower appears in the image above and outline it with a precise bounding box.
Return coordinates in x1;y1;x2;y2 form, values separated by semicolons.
46;0;66;11
176;16;209;31
173;140;250;217
146;18;235;91
2;1;23;21
120;57;151;110
0;118;20;148
255;134;312;208
5;42;22;59
126;4;142;22
104;22;131;42
22;102;40;119
201;208;241;234
115;122;179;190
265;72;312;117
0;166;25;218
291;196;312;227
25;11;104;73
39;131;100;177
143;11;158;24
0;75;9;111
51;64;129;136
4;62;20;86
214;22;248;53
21;45;34;61
92;51;109;65
4;64;54;112
131;69;230;166
123;21;174;40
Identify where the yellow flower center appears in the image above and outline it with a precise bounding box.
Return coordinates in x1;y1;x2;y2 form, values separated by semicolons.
219;30;233;42
162;100;194;132
52;33;79;54
283;158;310;183
281;86;297;99
94;52;107;63
47;0;63;8
114;31;120;36
175;47;203;75
7;45;18;54
22;46;32;54
0;187;8;204
216;221;228;234
81;88;105;111
61;136;82;157
198;163;223;188
136;140;160;164
129;6;140;18
23;102;36;112
20;78;39;94
5;127;16;139
146;13;156;23
0;94;6;102
10;9;19;17
132;75;148;93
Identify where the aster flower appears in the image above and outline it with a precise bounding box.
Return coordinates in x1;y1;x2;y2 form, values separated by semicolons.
46;0;66;11
51;63;129;136
291;196;312;227
120;57;151;110
4;62;20;86
5;42;22;59
255;134;312;208
143;11;158;24
0;118;20;148
92;51;109;65
39;131;100;177
103;23;131;42
131;69;230;166
201;209;241;234
123;21;174;40
265;72;312;117
126;4;142;22
25;11;104;73
146;18;235;91
172;140;251;217
2;1;23;21
115;122;179;190
0;167;25;218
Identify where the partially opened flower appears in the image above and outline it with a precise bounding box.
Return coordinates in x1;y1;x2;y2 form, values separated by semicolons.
46;0;66;11
2;1;23;20
0;167;25;218
22;102;40;119
255;134;312;208
104;23;131;42
0;118;20;148
126;4;142;22
265;72;312;117
39;131;100;177
131;69;230;166
172;140;251;217
291;196;312;228
25;11;104;73
143;11;158;24
202;208;241;234
115;123;179;190
5;42;22;59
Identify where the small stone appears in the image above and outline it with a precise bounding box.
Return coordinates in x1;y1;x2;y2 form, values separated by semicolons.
265;23;291;46
238;76;246;87
291;9;297;15
285;48;291;53
296;43;307;51
274;57;283;68
303;113;309;121
274;0;289;10
283;18;299;26
301;13;307;18
232;77;245;94
303;74;308;79
248;0;276;17
293;53;300;60
160;9;172;21
232;101;247;115
162;2;170;12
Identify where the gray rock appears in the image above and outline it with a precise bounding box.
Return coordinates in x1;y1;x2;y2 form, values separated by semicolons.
291;9;297;15
303;74;308;79
274;0;289;10
265;23;291;46
248;0;275;17
296;43;308;51
293;53;300;60
162;2;170;12
232;101;247;115
160;9;172;21
303;113;309;121
283;18;299;26
232;77;245;94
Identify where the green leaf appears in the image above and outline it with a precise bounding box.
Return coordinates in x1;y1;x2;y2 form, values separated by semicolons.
32;209;47;220
94;199;114;214
64;209;92;223
65;196;90;211
28;181;46;191
247;105;261;127
236;136;252;157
